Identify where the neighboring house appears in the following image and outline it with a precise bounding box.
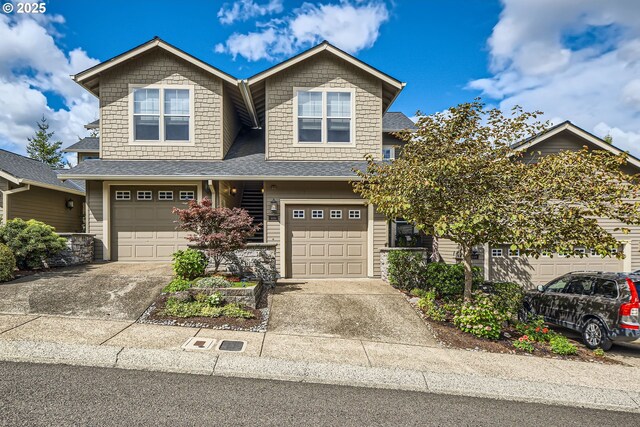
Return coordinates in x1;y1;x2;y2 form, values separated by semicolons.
59;37;414;279
0;149;85;232
436;121;640;287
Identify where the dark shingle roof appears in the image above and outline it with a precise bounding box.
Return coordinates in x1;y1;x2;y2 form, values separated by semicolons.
84;120;99;130
383;112;416;132
59;129;368;179
0;149;84;193
63;137;100;153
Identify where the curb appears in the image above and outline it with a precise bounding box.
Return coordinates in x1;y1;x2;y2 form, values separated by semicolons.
0;339;638;413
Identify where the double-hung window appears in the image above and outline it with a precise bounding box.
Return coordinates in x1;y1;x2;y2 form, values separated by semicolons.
132;86;192;143
296;88;353;144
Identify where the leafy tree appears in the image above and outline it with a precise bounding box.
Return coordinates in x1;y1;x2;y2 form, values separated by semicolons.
173;198;260;272
26;116;66;168
354;100;640;301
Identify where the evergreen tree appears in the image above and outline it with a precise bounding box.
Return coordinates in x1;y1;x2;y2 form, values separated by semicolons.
26;116;66;168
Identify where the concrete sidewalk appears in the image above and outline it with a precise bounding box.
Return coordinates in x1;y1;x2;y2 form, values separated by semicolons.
1;312;639;413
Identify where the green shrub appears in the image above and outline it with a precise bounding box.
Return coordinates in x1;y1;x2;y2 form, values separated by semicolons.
515;316;553;342
424;262;484;298
453;292;509;340
387;250;428;290
410;288;428;298
162;292;253;319
481;281;524;319
0;243;16;282
162;278;192;293
416;290;447;321
172;249;208;280
195;276;232;288
593;348;605;357
549;335;578;355
0;219;66;269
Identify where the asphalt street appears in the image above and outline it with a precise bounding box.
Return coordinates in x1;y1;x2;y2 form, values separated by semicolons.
0;361;629;426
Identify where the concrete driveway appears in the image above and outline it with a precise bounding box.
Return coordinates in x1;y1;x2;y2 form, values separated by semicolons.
268;279;437;346
0;263;172;321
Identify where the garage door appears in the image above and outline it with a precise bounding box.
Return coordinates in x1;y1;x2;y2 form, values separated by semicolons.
286;205;367;278
111;186;195;261
490;246;624;287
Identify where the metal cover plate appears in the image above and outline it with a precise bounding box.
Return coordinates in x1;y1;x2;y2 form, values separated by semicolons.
182;337;216;351
217;340;246;352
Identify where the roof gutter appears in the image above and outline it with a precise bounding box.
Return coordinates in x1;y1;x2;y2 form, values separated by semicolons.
239;80;260;128
384;82;407;114
57;174;360;182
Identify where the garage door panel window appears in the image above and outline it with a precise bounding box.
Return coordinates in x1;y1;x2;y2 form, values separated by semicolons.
179;191;195;201
330;210;342;219
158;191;174;201
348;210;361;219
492;248;503;257
311;210;324;219
293;210;305;219
137;191;152;201
115;191;131;201
508;248;520;257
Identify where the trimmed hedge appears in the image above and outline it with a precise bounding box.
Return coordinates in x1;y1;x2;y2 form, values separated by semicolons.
0;219;66;270
0;243;16;282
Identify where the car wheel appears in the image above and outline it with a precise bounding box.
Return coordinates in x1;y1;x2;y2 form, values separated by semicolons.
582;319;612;351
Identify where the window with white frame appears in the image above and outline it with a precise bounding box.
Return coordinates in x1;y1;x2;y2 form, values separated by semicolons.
348;209;361;219
293;210;305;219
115;191;130;200
296;89;353;144
574;247;586;255
311;210;324;219
330;210;342;219
508;248;520;257
158;191;174;201
132;86;191;142
382;146;395;160
491;248;503;257
179;191;195;201
137;191;152;200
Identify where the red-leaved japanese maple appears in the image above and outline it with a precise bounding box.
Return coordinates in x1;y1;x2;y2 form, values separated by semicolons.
173;198;260;272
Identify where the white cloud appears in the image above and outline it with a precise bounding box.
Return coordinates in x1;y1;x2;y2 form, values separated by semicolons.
216;1;389;61
0;13;99;155
217;0;284;25
469;0;640;156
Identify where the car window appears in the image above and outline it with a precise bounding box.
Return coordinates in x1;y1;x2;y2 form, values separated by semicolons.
592;279;618;299
564;277;594;295
545;277;571;293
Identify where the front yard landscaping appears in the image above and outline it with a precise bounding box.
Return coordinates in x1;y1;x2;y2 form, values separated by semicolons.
388;251;619;364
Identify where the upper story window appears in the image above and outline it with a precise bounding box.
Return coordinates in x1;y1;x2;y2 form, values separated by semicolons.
131;85;192;143
295;88;354;144
382;146;395;160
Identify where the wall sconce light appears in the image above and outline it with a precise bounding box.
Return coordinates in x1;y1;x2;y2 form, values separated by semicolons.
269;199;278;215
230;187;237;195
65;199;74;210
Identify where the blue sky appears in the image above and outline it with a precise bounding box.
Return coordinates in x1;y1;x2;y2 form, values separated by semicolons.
1;0;640;159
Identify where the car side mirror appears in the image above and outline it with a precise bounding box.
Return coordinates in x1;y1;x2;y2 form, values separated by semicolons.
537;285;545;293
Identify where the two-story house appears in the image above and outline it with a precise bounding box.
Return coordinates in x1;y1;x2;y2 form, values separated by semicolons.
60;37;413;279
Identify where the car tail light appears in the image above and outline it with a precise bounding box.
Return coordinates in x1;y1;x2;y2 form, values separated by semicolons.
620;278;640;330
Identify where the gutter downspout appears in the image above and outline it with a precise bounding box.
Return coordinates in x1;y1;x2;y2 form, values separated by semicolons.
1;185;30;224
239;80;260;129
207;179;216;206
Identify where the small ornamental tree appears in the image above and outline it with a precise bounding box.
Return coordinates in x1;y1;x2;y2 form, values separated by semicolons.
172;198;260;273
354;100;640;301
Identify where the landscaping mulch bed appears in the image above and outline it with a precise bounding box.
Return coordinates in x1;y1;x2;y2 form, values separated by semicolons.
404;294;622;365
137;286;271;332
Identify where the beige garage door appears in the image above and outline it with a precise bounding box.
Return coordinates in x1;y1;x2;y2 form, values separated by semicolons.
490;246;624;287
111;186;195;261
286;205;367;278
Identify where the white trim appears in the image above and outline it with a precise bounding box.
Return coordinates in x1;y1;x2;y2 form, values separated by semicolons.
1;185;30;224
74;38;238;86
382;146;396;160
247;43;404;89
278;198;373;278
101;180;203;261
311;209;324;219
59;174;359;182
624;241;632;272
239;80;260;128
0;170;21;185
513;122;640;170
128;84;195;145
293;87;355;146
158;190;174;201
483;243;491;281
0;169;83;196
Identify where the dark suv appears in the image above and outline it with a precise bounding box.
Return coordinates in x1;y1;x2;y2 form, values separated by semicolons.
522;272;640;350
